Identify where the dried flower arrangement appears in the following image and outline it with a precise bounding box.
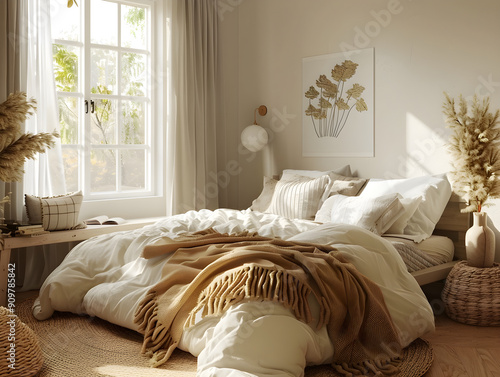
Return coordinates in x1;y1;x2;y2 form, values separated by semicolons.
304;60;368;138
0;92;59;183
443;93;500;212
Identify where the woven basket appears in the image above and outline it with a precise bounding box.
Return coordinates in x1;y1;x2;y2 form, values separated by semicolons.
0;306;44;376
442;261;500;326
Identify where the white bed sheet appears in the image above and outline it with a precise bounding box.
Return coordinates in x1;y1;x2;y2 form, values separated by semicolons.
33;208;435;376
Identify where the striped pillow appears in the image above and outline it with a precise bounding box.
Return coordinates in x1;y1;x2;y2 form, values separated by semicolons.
266;175;331;220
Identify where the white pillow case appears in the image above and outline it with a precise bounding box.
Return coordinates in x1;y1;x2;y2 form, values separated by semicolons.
315;193;404;235
359;174;452;242
266;174;331;220
385;196;422;234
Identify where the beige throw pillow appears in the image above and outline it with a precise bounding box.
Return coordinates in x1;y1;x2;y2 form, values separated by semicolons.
250;176;278;212
266;175;331;220
25;191;84;231
327;173;367;197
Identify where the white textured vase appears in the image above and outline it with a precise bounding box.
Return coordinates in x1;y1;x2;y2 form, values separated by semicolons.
465;212;495;268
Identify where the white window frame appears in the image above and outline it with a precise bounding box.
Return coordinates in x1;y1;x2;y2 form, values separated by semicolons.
53;0;165;218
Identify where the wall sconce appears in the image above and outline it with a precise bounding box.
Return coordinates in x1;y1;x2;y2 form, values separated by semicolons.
241;105;268;152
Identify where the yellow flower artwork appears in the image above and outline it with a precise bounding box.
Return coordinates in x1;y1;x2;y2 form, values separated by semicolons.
302;48;374;157
304;60;367;138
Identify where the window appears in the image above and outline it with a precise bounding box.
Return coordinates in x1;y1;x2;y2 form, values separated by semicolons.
50;0;159;201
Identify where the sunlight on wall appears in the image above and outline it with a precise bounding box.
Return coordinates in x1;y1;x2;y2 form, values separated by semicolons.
404;112;451;177
94;365;196;376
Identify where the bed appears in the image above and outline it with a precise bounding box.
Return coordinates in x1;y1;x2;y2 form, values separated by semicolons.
32;166;466;377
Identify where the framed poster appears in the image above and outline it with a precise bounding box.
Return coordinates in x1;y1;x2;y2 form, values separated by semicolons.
302;48;374;157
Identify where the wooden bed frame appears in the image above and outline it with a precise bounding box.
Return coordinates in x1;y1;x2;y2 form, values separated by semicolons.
411;193;470;286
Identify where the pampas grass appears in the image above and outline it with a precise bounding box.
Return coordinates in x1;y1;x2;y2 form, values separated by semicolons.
0;92;59;182
443;93;500;212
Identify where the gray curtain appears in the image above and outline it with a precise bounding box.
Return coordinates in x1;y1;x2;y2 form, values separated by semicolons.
165;0;219;215
0;0;26;222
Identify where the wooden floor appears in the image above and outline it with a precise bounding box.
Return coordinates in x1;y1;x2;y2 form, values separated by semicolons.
424;315;500;376
17;287;500;377
422;282;500;377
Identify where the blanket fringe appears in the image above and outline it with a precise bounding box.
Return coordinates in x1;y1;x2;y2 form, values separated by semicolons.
135;291;177;360
135;264;323;368
186;264;318;328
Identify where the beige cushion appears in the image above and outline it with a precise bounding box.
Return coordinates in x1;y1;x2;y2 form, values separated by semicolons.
25;191;84;231
250;176;278;212
327;173;367;196
250;168;361;214
266;175;331;220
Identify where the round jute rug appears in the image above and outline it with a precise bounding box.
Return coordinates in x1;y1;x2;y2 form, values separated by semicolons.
15;297;433;377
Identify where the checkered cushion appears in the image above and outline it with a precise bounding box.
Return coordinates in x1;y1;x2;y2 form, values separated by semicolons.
25;191;83;231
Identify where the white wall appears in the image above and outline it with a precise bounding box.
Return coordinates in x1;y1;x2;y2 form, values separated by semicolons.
218;0;500;260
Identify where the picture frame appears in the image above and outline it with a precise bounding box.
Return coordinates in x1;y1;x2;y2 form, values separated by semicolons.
302;48;374;157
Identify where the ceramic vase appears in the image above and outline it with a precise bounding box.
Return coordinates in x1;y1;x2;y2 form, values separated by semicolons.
465;211;495;268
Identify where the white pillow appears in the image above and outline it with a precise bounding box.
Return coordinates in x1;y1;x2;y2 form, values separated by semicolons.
250;176;277;212
266;174;331;220
385;196;422;234
25;191;84;231
316;193;404;235
359;174;452;242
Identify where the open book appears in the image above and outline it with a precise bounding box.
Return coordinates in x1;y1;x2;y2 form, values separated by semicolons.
84;215;126;225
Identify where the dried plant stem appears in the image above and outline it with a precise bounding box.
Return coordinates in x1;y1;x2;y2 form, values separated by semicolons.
0;92;59;182
444;93;500;212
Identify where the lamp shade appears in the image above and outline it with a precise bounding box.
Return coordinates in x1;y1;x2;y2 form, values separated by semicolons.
241;124;268;152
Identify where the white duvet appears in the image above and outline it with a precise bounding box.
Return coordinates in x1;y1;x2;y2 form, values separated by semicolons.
33;208;435;376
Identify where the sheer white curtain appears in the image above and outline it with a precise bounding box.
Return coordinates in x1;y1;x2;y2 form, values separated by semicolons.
20;0;69;291
24;0;66;197
1;0;71;290
165;0;219;215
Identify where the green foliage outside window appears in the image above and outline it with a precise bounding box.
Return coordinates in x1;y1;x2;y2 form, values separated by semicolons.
53;7;146;147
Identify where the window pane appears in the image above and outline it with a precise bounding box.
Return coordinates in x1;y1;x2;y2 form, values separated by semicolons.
91;149;116;192
91;98;117;144
51;0;80;42
62;148;79;192
53;44;79;92
121;53;146;96
91;0;118;46
58;96;79;144
121;150;146;190
91;48;117;95
122;5;146;49
51;0;155;199
121;100;145;144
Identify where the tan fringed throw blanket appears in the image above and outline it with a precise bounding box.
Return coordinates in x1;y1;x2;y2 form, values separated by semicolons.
134;229;403;376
